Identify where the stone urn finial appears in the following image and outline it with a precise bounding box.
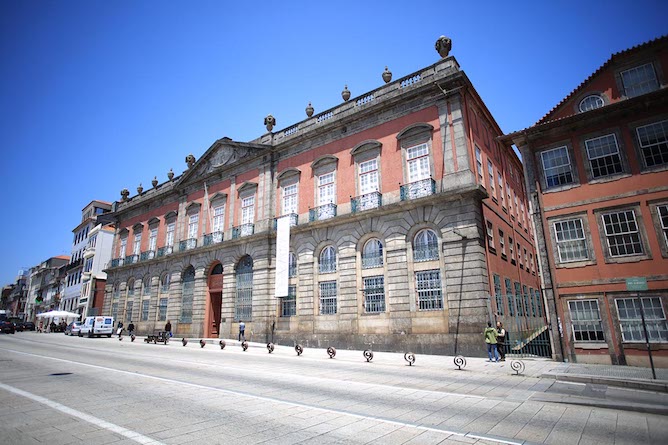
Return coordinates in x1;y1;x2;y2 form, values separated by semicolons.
168;168;174;181
341;85;351;102
152;176;158;188
185;154;196;169
305;102;314;117
137;183;143;194
120;188;129;201
435;35;452;58
264;114;276;132
382;66;392;84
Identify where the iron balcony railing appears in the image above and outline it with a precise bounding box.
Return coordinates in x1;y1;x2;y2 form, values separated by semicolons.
140;250;155;261
351;191;382;213
179;238;197;252
124;254;139;265
319;259;336;274
400;178;436;201
362;254;383;269
110;258;124;268
157;246;173;257
203;231;224;246
232;223;255;239
309;203;337;222
273;213;299;229
414;243;439;262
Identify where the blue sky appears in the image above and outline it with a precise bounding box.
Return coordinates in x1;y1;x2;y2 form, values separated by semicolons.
1;0;666;286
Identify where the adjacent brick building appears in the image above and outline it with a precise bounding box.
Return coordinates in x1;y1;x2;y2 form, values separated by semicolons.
103;38;542;356
502;36;668;366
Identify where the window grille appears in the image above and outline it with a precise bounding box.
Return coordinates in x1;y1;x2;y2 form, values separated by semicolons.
319;281;337;315
363;276;385;313
416;270;443;310
414;229;438;262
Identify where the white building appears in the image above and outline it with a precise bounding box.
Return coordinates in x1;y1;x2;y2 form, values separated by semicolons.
80;223;114;315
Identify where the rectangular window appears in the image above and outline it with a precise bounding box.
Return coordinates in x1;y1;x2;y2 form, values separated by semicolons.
363;276;385;313
149;228;158;252
359;159;379;194
407;143;430;182
521;203;526;227
541;146;574;187
188;214;199;239
523;285;530;317
523;249;528;270
529;288;537;317
530;253;535;273
585;134;623;178
416;270;443;310
133;233;141;255
514;282;523;316
119;237;127;257
499;230;506;257
282;184;298;215
158;298;168;321
487;160;495;198
615;297;668;342
212;205;225;232
514;193;519;220
535;290;543;318
241;196;255;224
111;302;118;320
181;281;194;324
319;281;337;315
507;184;512;213
602;210;643;257
125;301;133;322
318;172;336;205
493;274;504;316
486;221;495;250
659;205;668;247
166;222;175;247
141;299;149;321
621;63;659;98
475;146;484;185
281;285;297;317
568;300;604;342
554;218;588;262
509;236;515;263
505;278;514;316
636;120;668;168
518;243;523;269
498;173;505;207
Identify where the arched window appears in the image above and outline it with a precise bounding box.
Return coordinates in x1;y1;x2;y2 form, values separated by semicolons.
235;256;253;321
319;246;337;273
158;273;170;321
288;252;297;277
414;229;438;262
160;273;171;294
112;283;120;299
127;278;135;297
211;263;223;275
142;277;151;297
362;238;383;269
578;95;604;113
180;266;195;323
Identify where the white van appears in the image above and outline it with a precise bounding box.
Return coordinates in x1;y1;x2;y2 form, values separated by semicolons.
78;316;114;338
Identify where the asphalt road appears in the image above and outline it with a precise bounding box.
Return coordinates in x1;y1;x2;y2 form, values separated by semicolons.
1;333;667;445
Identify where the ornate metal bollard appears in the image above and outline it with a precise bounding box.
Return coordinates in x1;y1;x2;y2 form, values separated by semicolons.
267;342;274;353
404;352;416;366
131;335;136;342
182;338;188;346
363;350;374;362
510;360;525;375
241;340;249;351
453;355;467;370
199;339;206;348
219;340;226;350
327;346;336;359
295;344;303;356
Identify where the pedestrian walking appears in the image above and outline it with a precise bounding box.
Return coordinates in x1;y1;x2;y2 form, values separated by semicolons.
127;321;135;336
164;320;172;337
116;321;124;337
484;322;499;362
238;321;245;341
496;321;506;361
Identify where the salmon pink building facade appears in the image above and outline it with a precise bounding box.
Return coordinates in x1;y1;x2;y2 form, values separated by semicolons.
103;38;542;357
503;36;668;366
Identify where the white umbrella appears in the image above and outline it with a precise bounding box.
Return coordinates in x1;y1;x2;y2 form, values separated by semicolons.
36;310;81;319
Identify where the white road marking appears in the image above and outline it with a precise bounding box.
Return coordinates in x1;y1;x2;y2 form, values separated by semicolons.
0;381;165;445
1;347;524;445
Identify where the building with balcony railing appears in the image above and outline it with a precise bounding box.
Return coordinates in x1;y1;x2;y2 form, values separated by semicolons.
101;37;540;356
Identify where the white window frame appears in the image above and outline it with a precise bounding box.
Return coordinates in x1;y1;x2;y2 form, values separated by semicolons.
149;228;158;252
406;143;430;182
578;95;604;113
585;133;623;178
486;220;495;250
317;172;336;206
282;183;298;215
212;204;225;233
358;158;379;195
498;173;505;207
165;222;175;247
475;146;484;185
119;236;127;258
636;120;668;168
188;213;199;239
568;299;605;342
241;196;255;225
499;229;506;256
659;205;668;247
133;233;141;255
615;297;668;343
554;218;588;263
487;160;495;198
541;146;574;188
621;63;659;98
602;210;643;257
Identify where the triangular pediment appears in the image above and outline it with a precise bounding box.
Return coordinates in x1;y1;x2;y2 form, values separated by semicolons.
176;138;270;186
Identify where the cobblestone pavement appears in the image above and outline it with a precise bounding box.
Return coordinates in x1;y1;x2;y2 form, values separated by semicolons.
0;333;667;445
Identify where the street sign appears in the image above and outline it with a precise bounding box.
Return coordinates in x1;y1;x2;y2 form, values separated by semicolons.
625;277;648;291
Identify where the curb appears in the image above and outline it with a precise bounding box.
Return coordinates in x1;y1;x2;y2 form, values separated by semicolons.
541;372;668;393
530;392;668;415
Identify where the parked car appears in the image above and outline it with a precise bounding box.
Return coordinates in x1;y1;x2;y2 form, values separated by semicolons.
65;321;82;336
21;321;36;331
0;320;16;334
